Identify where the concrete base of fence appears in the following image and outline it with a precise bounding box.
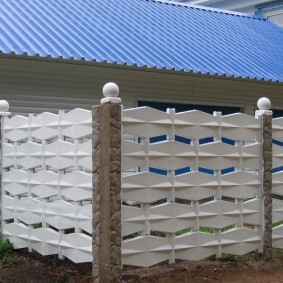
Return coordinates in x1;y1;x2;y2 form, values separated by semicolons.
92;102;122;283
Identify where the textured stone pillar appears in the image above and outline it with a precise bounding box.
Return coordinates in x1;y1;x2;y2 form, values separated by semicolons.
256;97;273;261
262;114;272;260
92;83;122;283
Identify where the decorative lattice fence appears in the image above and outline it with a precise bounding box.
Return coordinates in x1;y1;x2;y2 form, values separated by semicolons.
1;109;92;263
1;98;282;268
121;107;263;267
272;117;283;249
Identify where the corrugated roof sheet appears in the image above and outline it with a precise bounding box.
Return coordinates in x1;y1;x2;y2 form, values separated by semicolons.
1;0;283;82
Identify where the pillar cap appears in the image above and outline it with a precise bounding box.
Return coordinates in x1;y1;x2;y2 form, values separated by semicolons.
257;97;271;111
256;97;272;117
101;82;121;104
0;100;10;116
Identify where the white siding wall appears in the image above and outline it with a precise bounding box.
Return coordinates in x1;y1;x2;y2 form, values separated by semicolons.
0;58;283;115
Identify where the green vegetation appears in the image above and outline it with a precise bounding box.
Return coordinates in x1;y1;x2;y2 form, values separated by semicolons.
176;228;191;236
199;226;214;233
208;253;242;262
33;223;42;229
0;235;14;268
272;220;283;227
217;253;237;262
273;194;283;200
222;225;235;232
123;231;142;240
273;248;283;254
150;230;166;238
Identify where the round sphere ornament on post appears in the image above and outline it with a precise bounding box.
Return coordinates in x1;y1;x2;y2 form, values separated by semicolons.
257;97;271;111
103;82;119;97
0;100;9;112
101;82;121;104
256;97;272;117
0;100;11;116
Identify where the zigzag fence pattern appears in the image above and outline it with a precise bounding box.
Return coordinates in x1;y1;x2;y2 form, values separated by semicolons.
1;104;283;267
272;117;283;248
121;107;263;267
1;109;92;263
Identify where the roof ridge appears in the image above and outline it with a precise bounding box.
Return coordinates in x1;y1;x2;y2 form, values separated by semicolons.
148;0;266;20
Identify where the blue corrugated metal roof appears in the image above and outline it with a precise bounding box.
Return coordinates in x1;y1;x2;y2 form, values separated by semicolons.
1;0;283;82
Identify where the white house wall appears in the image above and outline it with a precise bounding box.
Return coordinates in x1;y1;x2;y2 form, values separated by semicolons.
184;0;275;14
0;58;283;115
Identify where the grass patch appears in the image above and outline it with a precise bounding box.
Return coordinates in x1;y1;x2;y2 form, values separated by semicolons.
33;223;42;229
218;253;237;262
222;225;235;232
272;194;283;200
273;248;283;254
123;232;142;241
150;230;167;238
176;228;191;236
272;220;283;227
199;226;214;233
208;253;237;262
0;235;14;268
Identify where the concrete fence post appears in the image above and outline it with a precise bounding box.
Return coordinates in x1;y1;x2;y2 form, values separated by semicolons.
256;97;273;261
92;83;122;283
0;100;10;235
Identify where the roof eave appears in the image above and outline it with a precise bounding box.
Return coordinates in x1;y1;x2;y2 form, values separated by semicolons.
1;52;282;86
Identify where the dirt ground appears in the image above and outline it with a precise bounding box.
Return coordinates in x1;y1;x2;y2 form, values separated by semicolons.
1;249;283;283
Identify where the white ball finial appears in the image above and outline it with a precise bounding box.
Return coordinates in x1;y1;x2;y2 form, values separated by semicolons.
101;82;121;104
257;97;271;110
0;100;9;112
103;82;119;98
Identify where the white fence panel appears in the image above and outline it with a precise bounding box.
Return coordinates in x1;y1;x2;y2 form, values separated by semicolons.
1;109;92;263
272;117;283;249
122;107;262;267
2;105;282;267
